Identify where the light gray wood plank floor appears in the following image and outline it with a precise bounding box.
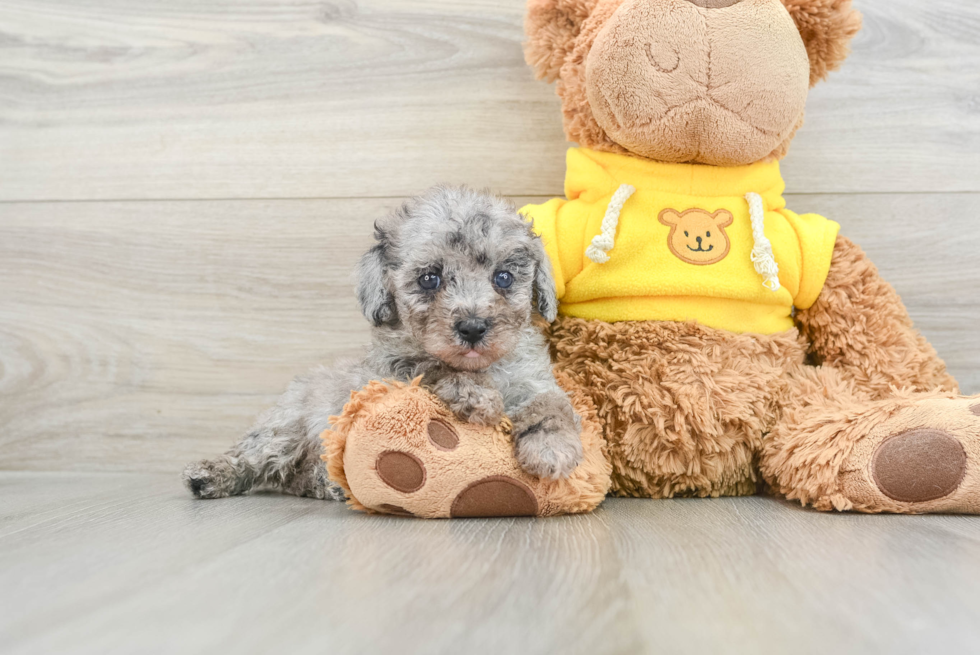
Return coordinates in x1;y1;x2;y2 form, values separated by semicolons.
3;472;980;655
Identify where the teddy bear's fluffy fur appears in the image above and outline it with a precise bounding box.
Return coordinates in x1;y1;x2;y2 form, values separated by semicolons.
548;237;975;512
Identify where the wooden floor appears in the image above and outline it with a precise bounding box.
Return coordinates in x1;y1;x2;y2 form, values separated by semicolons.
1;0;980;652
3;472;980;655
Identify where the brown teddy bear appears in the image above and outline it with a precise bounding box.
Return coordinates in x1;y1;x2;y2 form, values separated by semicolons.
520;0;980;513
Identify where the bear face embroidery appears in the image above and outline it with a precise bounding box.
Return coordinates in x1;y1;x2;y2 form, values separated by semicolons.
658;208;734;266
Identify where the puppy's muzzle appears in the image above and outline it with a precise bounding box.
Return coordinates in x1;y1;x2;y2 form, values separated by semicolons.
455;318;490;346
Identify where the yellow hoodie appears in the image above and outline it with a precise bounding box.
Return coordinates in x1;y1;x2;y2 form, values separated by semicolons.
521;148;841;335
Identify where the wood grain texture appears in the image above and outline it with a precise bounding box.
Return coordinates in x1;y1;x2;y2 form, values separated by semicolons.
0;0;978;201
2;472;980;655
1;194;977;473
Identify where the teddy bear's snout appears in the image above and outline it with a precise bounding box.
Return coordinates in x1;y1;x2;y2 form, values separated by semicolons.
585;0;810;166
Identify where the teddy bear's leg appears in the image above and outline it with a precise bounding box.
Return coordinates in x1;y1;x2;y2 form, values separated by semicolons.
761;366;980;514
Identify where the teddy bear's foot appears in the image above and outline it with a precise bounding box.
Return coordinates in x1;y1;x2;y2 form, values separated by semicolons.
321;380;611;519
836;397;980;513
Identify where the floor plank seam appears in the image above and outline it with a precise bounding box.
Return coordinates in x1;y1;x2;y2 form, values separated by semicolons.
1;191;978;205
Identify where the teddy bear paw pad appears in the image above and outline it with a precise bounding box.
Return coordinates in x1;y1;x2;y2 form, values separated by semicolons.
427;420;459;450
450;476;539;518
871;429;967;503
375;451;427;493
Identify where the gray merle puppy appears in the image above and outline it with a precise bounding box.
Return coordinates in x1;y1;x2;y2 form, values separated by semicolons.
183;186;583;501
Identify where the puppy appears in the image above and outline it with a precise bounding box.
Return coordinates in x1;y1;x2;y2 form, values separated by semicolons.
183;186;584;500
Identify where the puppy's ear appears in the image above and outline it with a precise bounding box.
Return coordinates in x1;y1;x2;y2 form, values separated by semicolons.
355;222;398;328
529;234;559;322
525;0;599;82
781;0;862;86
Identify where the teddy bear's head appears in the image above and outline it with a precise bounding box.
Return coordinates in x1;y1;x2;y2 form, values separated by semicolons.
659;208;734;265
525;0;861;166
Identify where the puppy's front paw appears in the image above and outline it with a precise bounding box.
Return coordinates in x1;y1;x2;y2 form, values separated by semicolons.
432;374;506;427
452;390;506;427
515;422;584;480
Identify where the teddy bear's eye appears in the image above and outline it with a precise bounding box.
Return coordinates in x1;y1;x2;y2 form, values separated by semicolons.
706;231;711;238
684;231;689;237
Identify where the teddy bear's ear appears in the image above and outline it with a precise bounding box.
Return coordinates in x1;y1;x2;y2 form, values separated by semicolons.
524;0;599;83
781;0;863;86
712;210;734;228
658;209;681;227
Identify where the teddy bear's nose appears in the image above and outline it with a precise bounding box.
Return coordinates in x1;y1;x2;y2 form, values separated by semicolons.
683;0;743;7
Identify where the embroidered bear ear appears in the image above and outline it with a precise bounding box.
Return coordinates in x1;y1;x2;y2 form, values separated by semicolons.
780;0;863;86
711;210;734;228
524;0;599;82
658;209;682;227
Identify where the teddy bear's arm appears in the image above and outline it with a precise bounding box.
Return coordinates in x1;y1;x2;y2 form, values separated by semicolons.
795;234;958;399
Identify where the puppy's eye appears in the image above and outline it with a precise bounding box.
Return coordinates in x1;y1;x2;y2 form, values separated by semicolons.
706;231;711;238
493;271;514;289
418;273;441;291
684;231;689;237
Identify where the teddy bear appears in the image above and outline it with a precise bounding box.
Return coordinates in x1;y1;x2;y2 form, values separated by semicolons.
518;0;980;513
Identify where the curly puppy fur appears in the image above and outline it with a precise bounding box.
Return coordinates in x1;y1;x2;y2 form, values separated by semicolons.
183;186;583;500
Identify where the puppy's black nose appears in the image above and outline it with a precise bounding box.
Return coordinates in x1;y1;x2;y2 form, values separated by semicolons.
455;318;489;345
696;236;703;243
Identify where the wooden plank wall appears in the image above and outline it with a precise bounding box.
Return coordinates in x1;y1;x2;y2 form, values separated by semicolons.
1;0;978;472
